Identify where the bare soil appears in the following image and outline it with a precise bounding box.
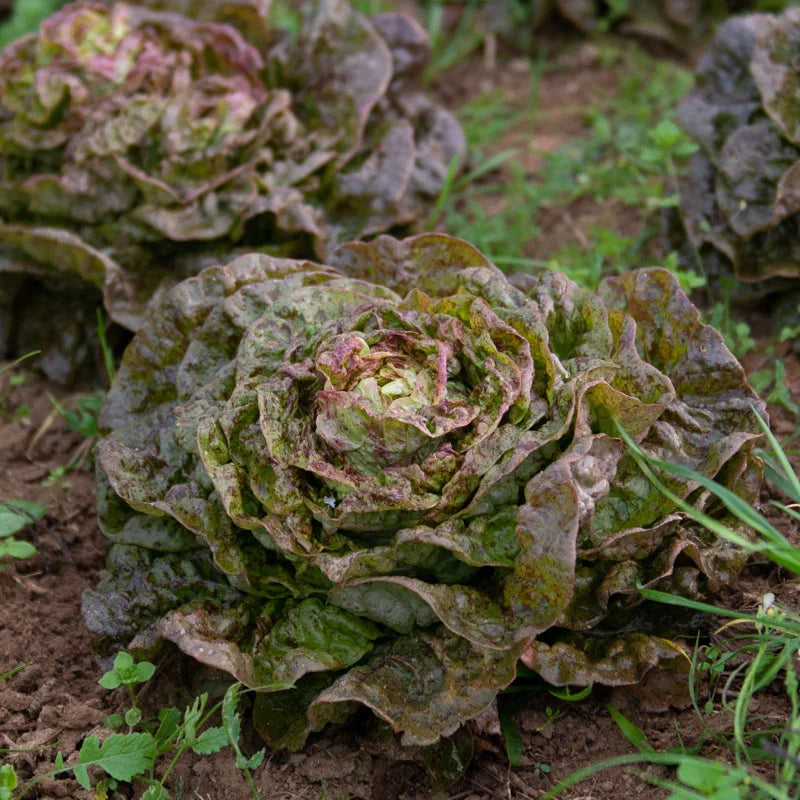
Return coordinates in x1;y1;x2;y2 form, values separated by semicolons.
1;22;798;800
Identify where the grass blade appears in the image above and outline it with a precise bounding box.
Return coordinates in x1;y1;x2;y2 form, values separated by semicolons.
606;704;653;752
753;407;800;502
425;154;462;231
638;586;800;635
499;708;523;766
454;148;518;191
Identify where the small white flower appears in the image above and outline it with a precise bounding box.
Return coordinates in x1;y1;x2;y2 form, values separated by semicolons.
323;495;337;509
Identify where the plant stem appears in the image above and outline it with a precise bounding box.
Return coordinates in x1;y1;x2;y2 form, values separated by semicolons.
243;767;261;800
0;664;25;681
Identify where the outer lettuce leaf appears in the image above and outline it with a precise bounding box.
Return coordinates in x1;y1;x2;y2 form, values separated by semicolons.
86;233;764;749
0;0;464;378
670;9;800;289
521;632;686;687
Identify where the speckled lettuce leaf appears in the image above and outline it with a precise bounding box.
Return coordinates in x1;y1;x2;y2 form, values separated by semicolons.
676;14;764;158
132;0;271;37
267;0;392;158
86;234;764;750
521;632;686;686
0;0;464;380
750;9;800;147
307;627;522;747
671;8;800;287
127;597;382;690
82;544;248;649
253;626;521;749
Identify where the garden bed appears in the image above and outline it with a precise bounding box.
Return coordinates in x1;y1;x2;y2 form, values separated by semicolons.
1;10;799;799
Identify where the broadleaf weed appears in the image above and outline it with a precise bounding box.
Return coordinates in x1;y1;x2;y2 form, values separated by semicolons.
1;651;285;799
0;501;43;565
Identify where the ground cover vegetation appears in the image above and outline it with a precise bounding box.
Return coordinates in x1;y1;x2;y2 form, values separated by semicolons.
1;1;800;799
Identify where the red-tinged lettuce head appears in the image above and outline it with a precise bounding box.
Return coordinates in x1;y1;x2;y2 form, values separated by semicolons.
668;8;800;293
548;0;788;44
441;1;781;52
0;0;464;379
83;233;765;750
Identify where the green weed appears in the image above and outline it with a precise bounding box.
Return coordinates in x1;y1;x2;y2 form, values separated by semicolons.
707;299;757;361
779;306;800;345
0;651;289;800
749;361;800;419
96;308;116;386
423;2;486;85
42;465;70;489
432;45;698;290
0;666;26;683
0;0;68;47
43;309;112;475
47;389;104;475
543;416;800;798
49;390;102;440
0;351;40;422
0;764;17;800
0;500;43;565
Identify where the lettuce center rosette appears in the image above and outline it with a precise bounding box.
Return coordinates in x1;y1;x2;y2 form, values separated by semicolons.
247;295;537;538
84;234;765;749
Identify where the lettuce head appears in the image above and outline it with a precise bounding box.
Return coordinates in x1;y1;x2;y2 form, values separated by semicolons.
0;0;464;378
83;233;765;749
